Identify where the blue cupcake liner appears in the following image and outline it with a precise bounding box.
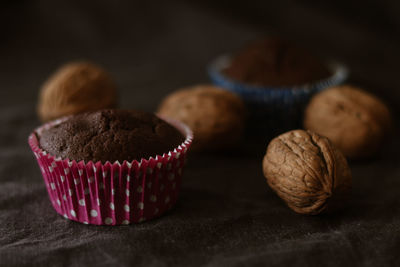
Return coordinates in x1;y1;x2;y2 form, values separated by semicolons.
207;55;349;135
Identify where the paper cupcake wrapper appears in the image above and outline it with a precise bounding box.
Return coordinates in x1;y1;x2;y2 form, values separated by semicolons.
208;54;348;103
28;115;193;225
207;55;349;133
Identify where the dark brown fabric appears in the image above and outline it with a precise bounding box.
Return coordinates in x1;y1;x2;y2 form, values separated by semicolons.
1;1;400;266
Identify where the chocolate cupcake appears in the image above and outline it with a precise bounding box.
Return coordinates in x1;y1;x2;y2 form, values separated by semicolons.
223;37;330;87
208;37;348;135
39;109;184;163
29;109;193;225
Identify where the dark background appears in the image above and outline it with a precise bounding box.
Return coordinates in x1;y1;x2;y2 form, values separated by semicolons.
1;1;400;266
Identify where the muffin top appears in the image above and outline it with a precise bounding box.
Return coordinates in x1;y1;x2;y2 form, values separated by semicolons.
38;109;185;163
223;37;330;87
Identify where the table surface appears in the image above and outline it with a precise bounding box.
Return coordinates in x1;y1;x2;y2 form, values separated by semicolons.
1;1;400;266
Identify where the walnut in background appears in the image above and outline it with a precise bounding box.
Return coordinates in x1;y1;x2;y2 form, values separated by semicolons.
304;85;392;159
158;85;245;151
37;61;117;122
263;130;352;215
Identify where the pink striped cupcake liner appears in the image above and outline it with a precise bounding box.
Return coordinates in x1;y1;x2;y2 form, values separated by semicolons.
28;115;193;225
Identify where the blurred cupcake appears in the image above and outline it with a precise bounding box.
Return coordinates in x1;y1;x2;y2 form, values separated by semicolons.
208;37;348;136
28;109;192;225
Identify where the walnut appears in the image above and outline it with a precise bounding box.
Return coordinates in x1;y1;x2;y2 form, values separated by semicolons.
304;85;392;159
157;85;245;151
262;130;352;215
37;61;117;122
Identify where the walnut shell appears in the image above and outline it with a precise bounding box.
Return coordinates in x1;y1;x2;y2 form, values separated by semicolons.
37;61;117;122
304;85;392;159
262;130;352;215
157;85;245;151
